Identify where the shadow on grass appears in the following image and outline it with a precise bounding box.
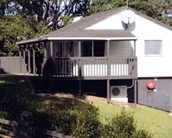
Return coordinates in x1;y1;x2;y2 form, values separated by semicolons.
0;75;86;117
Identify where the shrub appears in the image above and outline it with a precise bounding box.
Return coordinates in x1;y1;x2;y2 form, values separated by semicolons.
49;101;101;138
0;83;27;119
70;101;101;138
100;108;153;138
131;129;153;138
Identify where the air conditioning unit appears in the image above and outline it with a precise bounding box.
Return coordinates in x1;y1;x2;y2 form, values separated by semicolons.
111;86;128;102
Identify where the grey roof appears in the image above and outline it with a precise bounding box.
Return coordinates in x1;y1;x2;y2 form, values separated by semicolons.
17;6;172;45
47;30;136;40
17;30;136;45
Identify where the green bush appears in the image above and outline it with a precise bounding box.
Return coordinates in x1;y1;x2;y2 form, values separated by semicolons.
100;108;153;138
0;83;27;119
48;101;101;138
21;100;101;137
70;101;101;138
17;102;153;138
131;129;153;138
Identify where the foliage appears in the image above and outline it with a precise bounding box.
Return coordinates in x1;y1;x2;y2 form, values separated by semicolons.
100;108;153;138
129;0;172;27
0;0;91;30
90;0;126;13
0;0;44;20
90;0;172;27
0;75;31;119
0;15;50;56
69;101;100;137
43;0;91;30
22;100;101;137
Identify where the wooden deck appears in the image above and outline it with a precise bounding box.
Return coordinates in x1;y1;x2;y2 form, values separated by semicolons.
0;56;137;80
43;56;137;80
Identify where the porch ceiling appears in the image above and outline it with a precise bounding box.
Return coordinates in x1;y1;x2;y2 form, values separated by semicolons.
16;29;137;45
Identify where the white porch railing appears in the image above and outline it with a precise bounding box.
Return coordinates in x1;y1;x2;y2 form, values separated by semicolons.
52;57;137;80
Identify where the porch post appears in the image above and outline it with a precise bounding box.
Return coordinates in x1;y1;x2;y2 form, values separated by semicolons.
50;41;54;94
23;45;26;65
27;45;31;73
78;41;82;95
32;43;36;75
107;40;110;103
134;79;137;107
134;40;136;56
92;41;94;57
134;40;137;107
78;41;81;57
42;41;47;74
19;46;22;73
44;41;47;58
19;47;21;57
50;41;53;57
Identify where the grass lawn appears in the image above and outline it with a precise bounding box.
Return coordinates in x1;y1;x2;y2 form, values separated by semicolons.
0;75;172;138
92;101;172;138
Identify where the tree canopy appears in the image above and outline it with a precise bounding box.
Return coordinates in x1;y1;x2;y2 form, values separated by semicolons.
0;15;50;56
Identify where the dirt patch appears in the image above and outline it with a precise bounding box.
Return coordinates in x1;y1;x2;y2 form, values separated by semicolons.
51;92;136;108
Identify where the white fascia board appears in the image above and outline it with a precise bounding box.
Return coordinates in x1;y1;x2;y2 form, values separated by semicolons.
47;37;137;41
16;38;47;45
16;36;137;45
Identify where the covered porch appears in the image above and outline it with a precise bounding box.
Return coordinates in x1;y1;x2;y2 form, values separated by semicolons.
17;29;137;104
17;30;137;80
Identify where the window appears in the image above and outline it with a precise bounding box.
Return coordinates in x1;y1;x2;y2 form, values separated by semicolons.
145;40;162;56
94;40;105;57
81;41;92;57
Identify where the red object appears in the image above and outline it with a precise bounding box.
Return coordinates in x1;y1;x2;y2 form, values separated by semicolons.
146;80;156;90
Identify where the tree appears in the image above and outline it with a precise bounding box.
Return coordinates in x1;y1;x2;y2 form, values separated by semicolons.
0;15;50;56
43;0;91;30
129;0;172;26
90;0;172;26
0;0;11;15
1;0;91;30
90;0;126;14
0;0;44;21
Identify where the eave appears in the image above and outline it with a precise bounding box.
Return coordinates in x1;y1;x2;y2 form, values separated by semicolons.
16;29;137;45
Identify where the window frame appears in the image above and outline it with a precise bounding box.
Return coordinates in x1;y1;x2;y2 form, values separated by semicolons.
144;40;163;57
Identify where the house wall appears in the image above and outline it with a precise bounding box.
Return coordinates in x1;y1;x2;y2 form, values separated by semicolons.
109;41;133;56
87;11;172;78
87;11;172;110
132;15;172;78
137;78;172;112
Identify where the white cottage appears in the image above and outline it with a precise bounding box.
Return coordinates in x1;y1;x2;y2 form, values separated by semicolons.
17;6;172;111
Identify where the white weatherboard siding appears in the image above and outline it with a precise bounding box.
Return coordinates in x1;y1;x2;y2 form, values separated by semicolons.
109;41;133;56
87;11;172;77
87;13;124;30
133;15;172;77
